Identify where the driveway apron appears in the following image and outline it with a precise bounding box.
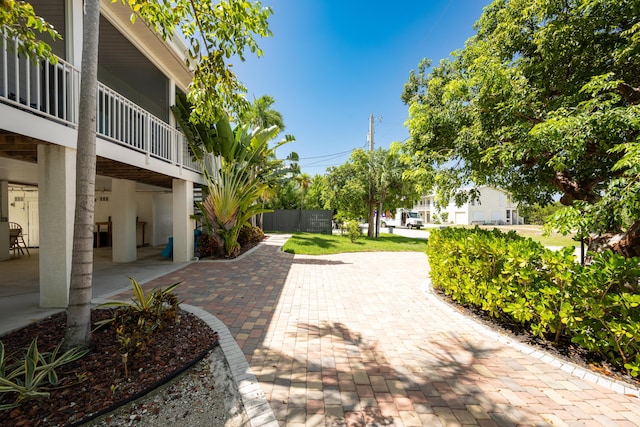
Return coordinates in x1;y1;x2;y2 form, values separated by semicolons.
142;235;640;426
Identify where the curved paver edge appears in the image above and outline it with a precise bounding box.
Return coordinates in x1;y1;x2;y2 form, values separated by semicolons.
421;279;640;399
181;304;279;427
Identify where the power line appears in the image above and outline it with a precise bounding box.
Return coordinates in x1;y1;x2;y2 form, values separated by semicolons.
297;149;355;160
297;142;368;160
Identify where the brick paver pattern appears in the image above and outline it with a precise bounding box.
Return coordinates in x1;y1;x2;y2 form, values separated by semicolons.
143;235;640;426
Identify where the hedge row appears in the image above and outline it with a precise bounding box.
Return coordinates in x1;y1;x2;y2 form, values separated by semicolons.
426;227;640;377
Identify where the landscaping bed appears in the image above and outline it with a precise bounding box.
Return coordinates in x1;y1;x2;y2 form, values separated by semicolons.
0;309;219;426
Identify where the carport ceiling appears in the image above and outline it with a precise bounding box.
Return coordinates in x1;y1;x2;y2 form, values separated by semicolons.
0;132;173;189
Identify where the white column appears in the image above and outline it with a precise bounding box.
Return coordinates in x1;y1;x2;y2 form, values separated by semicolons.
0;180;8;261
38;144;75;308
111;178;137;263
172;178;194;262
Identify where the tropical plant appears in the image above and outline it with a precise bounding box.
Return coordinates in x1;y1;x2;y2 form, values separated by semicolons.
237;224;265;247
0;339;88;410
96;278;181;325
427;227;640;376
240;94;285;130
200;155;271;258
296;173;312;209
95;278;181;376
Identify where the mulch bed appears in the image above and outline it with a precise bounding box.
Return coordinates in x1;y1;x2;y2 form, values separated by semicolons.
0;309;219;427
198;236;266;260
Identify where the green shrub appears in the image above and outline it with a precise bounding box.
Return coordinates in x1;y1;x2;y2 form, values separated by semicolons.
427;227;640;376
198;233;223;258
238;225;265;246
343;219;362;243
571;251;640;377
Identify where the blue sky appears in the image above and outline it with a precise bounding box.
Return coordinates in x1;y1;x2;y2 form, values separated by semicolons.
232;0;491;175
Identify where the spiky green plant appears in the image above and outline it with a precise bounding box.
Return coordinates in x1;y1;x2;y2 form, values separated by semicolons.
0;339;88;410
200;156;270;257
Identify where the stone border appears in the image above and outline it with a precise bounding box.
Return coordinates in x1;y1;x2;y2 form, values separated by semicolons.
421;280;640;399
182;304;278;427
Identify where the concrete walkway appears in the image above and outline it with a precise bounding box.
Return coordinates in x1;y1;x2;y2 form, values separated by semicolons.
133;234;640;427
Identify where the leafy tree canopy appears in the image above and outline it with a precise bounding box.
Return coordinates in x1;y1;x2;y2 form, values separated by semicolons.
402;0;640;254
324;147;418;233
0;0;60;61
120;0;272;124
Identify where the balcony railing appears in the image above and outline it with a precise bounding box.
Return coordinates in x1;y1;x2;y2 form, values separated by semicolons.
0;36;199;173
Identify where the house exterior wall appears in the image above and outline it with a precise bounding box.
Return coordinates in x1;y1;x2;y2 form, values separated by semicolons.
413;187;522;225
0;0;201;306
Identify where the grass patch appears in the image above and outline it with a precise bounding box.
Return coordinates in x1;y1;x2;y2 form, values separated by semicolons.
506;227;576;247
449;225;577;248
282;232;427;255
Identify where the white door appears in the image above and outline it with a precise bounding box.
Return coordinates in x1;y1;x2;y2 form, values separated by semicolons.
27;201;39;247
455;211;466;225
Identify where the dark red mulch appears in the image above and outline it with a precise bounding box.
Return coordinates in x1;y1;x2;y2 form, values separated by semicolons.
433;287;640;390
199;235;266;260
0;309;218;427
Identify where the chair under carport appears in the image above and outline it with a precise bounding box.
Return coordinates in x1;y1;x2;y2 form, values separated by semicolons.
9;222;30;256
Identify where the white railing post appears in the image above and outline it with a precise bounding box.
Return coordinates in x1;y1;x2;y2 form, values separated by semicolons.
145;111;151;164
1;37;6;97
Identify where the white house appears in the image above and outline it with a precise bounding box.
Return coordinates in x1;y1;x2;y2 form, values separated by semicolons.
413;186;522;226
0;0;203;308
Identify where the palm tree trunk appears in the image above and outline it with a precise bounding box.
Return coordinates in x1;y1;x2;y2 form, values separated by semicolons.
65;0;100;349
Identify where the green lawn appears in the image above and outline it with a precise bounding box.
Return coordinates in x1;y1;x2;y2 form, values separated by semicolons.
515;229;577;247
281;232;427;255
280;225;576;256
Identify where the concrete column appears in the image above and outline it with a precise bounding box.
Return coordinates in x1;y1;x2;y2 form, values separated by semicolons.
111;178;137;263
38;144;75;308
172;178;194;262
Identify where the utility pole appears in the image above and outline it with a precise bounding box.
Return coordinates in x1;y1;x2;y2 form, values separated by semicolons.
367;114;382;238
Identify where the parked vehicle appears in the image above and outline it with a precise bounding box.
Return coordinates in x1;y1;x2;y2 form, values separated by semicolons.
380;209;423;229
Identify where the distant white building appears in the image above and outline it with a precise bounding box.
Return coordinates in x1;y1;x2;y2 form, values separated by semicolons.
413;186;522;225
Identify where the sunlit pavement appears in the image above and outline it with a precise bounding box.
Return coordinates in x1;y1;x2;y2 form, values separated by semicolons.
129;234;640;426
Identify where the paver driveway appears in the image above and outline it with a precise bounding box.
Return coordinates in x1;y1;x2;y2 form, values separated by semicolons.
145;235;640;426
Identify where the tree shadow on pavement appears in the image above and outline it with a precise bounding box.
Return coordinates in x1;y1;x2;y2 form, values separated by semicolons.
253;321;540;426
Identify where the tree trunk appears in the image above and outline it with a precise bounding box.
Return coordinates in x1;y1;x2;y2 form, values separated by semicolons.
367;201;375;237
64;0;100;349
588;220;640;260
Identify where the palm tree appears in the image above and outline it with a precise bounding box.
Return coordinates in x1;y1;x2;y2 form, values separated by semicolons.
297;173;312;210
65;0;100;349
241;95;284;131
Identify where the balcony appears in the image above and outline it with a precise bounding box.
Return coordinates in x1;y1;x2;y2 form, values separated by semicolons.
0;36;199;175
